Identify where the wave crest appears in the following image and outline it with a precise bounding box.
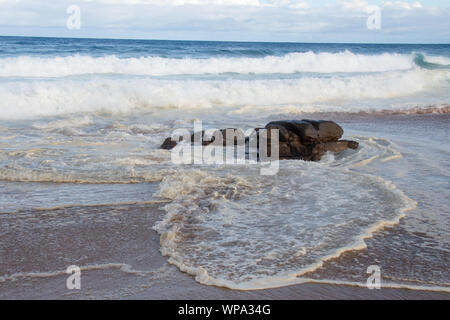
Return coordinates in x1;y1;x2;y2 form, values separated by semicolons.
0;51;417;77
1;68;448;119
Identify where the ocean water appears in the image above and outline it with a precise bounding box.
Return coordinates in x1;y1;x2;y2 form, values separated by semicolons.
0;37;449;295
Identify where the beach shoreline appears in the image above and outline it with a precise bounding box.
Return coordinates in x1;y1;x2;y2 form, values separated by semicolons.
1;38;449;300
1;113;449;300
1;192;448;300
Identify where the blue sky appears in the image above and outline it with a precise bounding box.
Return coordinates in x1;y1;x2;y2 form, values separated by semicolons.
0;0;449;43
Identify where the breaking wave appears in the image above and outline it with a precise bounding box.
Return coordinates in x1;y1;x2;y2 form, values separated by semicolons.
414;53;450;70
0;51;448;119
0;68;449;119
0;51;420;77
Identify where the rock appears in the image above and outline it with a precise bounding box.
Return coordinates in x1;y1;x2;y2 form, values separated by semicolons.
218;128;246;146
161;137;178;150
303;119;344;142
160;119;358;162
339;140;359;150
286;140;311;160
310;140;359;161
263;119;348;160
265;120;319;143
194;128;246;146
278;142;292;159
318;140;359;153
161;128;246;150
265;119;343;143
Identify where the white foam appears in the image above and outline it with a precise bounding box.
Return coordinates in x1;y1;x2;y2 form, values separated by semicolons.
32;115;93;130
297;278;450;293
0;165;168;184
0;263;168;283
424;55;450;66
153;140;418;290
0;68;448;119
0;51;415;78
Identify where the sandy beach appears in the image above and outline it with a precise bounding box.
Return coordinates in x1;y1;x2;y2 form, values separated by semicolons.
0;36;449;300
0;199;448;300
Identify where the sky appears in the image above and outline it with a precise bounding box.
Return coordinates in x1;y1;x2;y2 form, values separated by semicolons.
0;0;448;43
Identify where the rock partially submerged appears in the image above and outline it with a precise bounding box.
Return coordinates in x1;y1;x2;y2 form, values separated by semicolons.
264;120;357;161
161;137;178;150
265;120;343;143
160;119;358;161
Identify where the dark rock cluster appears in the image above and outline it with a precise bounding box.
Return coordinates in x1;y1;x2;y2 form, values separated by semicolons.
161;119;359;161
265;120;358;161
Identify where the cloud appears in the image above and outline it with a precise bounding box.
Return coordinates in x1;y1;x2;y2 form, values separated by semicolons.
0;0;448;43
337;0;371;10
337;0;424;11
89;0;262;6
80;0;308;7
382;1;423;9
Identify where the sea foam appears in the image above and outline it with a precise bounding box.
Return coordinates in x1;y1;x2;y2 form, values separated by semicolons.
0;68;448;119
0;51;416;77
152;140;417;290
0;51;448;119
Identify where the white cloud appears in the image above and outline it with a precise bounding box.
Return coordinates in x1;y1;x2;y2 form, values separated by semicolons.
0;0;448;43
382;1;423;10
263;0;309;8
337;0;370;11
99;0;261;6
336;0;425;11
79;0;308;7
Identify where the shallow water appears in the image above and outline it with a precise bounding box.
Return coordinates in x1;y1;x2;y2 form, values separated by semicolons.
1;113;448;293
0;38;448;295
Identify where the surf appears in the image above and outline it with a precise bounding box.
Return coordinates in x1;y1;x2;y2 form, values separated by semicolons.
0;68;449;119
413;53;450;70
0;51;417;78
152;137;418;290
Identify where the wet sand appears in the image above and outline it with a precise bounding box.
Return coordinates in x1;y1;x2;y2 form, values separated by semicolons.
0;202;448;300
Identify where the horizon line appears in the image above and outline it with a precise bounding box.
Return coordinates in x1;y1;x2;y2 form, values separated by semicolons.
0;34;449;46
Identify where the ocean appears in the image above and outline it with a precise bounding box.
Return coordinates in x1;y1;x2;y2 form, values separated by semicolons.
0;36;448;298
